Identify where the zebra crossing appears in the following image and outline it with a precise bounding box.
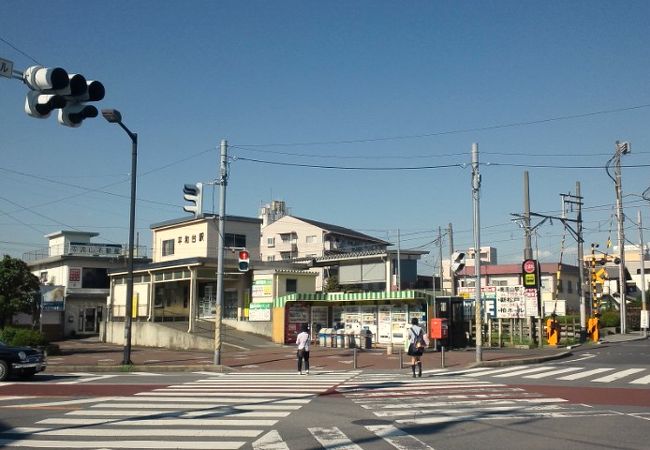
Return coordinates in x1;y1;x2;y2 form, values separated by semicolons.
0;371;358;449
336;373;622;426
437;364;650;385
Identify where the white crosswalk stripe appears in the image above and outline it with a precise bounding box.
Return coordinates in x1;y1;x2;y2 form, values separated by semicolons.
0;371;359;449
337;372;621;428
447;364;650;385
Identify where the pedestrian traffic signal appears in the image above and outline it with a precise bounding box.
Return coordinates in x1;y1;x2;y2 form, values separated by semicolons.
182;183;203;218
238;250;250;272
22;65;104;127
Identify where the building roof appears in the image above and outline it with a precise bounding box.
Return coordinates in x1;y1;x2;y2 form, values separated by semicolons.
150;213;262;230
44;230;99;239
290;216;390;245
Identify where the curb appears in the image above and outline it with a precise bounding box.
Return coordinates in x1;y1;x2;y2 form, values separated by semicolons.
44;364;229;373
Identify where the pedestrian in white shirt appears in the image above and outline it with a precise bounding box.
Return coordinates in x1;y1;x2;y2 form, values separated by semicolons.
296;323;310;375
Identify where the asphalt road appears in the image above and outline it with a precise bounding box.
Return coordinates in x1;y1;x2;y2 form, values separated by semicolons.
0;364;648;449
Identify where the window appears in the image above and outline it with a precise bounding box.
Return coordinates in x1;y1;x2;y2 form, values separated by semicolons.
39;271;48;283
162;239;174;256
82;268;109;289
567;280;573;294
225;233;246;248
306;235;317;244
266;255;276;261
267;237;275;247
286;279;297;293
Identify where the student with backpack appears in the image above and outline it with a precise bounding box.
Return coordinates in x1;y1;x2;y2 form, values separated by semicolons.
406;317;428;378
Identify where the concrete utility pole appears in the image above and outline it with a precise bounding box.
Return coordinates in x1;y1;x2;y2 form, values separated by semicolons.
214;139;228;365
448;223;456;296
396;229;401;291
639;210;647;337
438;226;444;293
523;172;542;347
613;141;630;333
471;143;482;363
575;183;586;341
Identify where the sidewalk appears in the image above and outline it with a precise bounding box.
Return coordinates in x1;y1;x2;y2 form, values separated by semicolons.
43;332;646;374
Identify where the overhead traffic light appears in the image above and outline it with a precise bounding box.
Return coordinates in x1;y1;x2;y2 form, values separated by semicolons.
22;65;104;127
451;251;465;273
182;182;203;218
238;250;250;272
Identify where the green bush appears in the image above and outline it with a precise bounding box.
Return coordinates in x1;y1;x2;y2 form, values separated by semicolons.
600;311;620;328
0;327;48;347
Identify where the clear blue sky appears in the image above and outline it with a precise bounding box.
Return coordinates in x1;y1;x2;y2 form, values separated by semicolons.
1;1;649;273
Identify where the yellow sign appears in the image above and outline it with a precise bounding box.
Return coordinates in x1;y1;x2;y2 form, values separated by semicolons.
595;268;607;284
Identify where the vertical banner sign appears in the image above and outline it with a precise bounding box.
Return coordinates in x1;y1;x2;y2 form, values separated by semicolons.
522;259;541;317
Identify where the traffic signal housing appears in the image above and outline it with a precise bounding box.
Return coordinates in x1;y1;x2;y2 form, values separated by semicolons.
182;183;203;218
451;251;466;273
22;65;104;127
238;250;250;272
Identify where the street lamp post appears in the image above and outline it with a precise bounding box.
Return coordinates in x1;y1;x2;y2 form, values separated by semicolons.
101;109;137;365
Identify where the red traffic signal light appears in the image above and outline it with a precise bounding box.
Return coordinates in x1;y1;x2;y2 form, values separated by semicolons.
238;250;250;272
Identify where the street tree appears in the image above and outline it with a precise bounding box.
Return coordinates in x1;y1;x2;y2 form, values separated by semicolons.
0;255;40;328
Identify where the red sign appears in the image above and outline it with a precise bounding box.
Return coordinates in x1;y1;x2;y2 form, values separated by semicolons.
523;259;536;274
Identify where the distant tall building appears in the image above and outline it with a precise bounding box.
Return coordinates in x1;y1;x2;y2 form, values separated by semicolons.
259;200;289;227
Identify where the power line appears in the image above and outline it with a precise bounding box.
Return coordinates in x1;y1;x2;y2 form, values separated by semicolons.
234;103;650;147
0;35;40;65
234;156;465;171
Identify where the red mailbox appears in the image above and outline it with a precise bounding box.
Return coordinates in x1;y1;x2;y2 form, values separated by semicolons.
430;318;448;340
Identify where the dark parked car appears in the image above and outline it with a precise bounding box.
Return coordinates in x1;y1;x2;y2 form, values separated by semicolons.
0;341;47;381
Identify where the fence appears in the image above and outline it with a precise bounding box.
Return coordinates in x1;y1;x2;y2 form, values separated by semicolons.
480;316;581;347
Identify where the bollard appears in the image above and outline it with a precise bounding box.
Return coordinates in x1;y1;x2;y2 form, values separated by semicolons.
399;348;403;369
441;346;445;368
353;347;357;369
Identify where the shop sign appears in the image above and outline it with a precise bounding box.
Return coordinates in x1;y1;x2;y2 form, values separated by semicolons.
249;302;271;321
252;278;273;298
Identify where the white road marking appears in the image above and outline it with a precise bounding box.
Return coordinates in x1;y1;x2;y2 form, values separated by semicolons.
557;368;614;380
252;430;289;450
58;374;117;384
523;367;584;379
563;353;596;363
460;366;532;377
365;424;434;450
7;427;262;437
308;427;363;450
492;366;557;378
38;417;278;426
591;368;646;383
0;439;243;449
630;373;650;385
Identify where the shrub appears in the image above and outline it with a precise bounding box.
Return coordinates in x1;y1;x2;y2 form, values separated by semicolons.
0;327;48;347
599;311;620;328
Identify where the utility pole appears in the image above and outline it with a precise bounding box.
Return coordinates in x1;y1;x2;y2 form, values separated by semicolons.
214;139;228;365
448;223;456;296
639;210;647;337
523;172;542;347
575;182;586;341
471;143;482;363
396;228;401;291
613;141;630;333
438;226;444;293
